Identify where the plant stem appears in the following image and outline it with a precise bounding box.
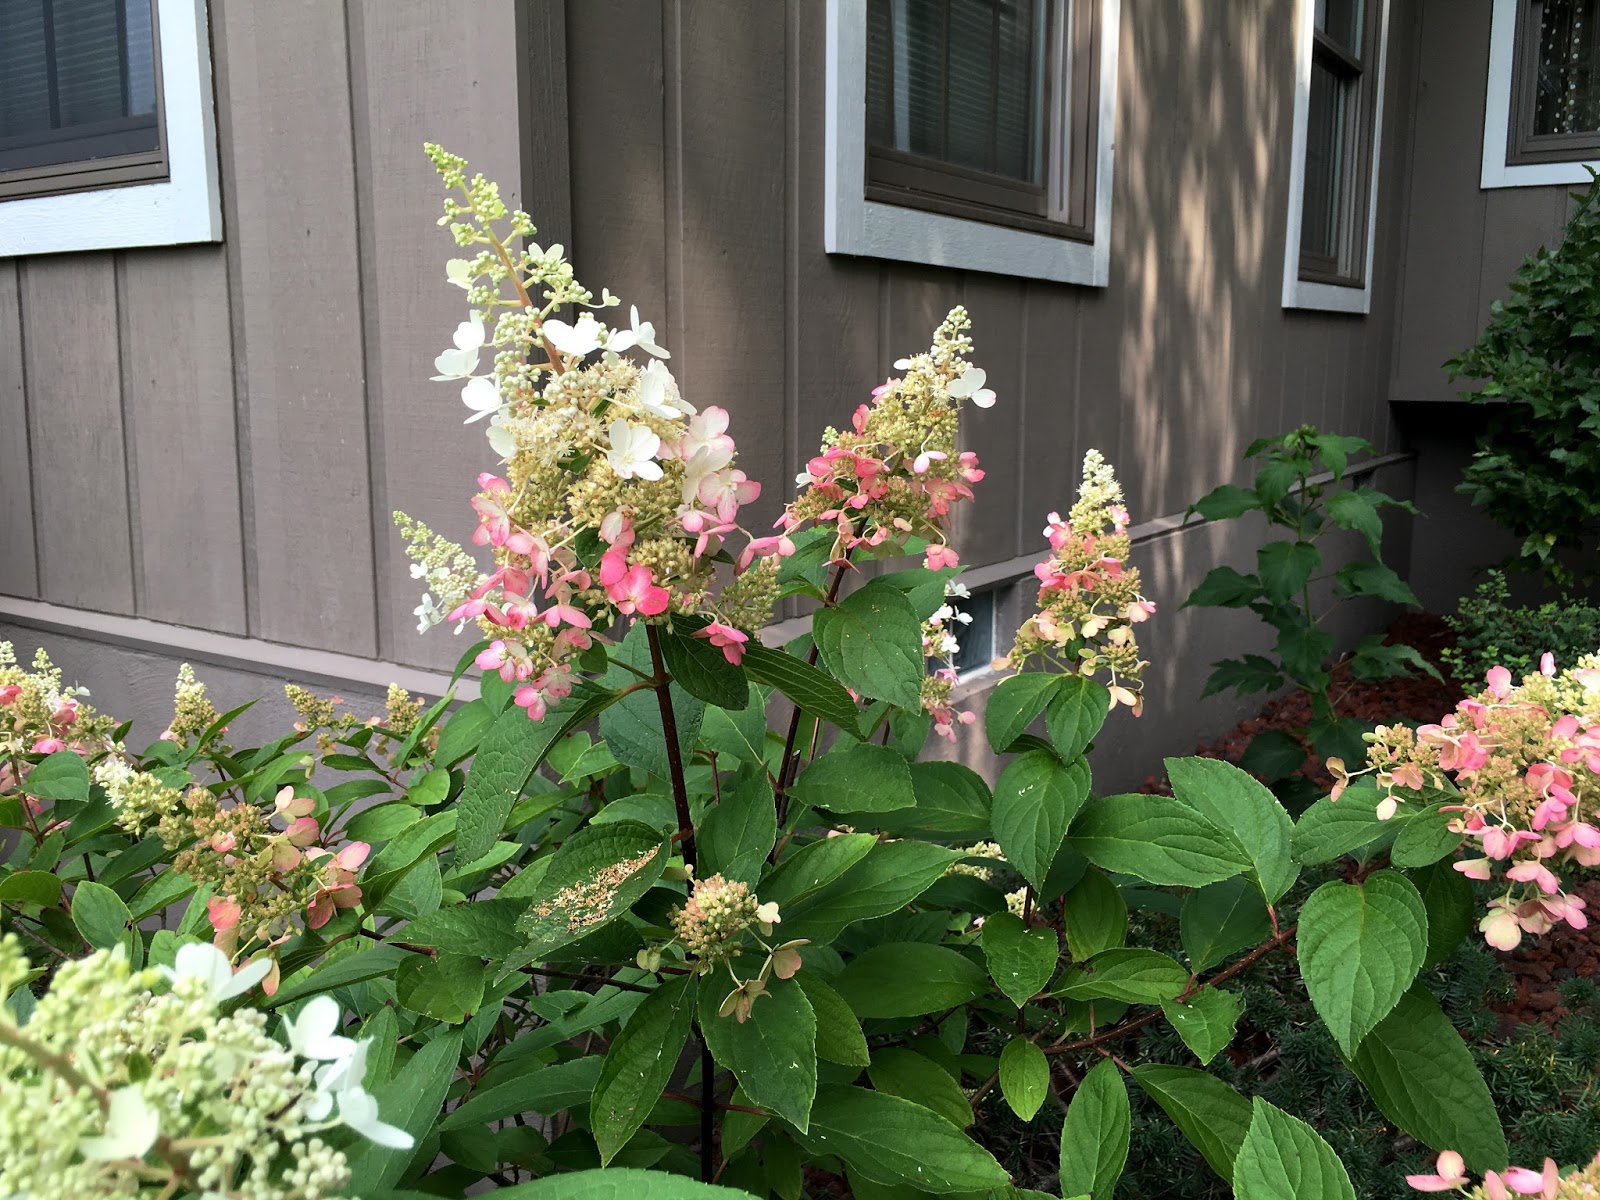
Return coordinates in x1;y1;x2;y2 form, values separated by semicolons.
700;1040;716;1182
645;624;696;871
774;557;853;826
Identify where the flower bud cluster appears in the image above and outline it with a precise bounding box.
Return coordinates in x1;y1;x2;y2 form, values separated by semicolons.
1407;1148;1600;1198
0;641;117;761
1004;452;1154;713
670;873;762;967
1332;654;1600;951
98;766;370;956
779;306;990;572
164;664;218;743
401;148;785;722
0;938;409;1200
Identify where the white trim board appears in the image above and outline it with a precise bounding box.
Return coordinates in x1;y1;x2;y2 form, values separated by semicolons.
1482;0;1600;188
0;0;223;257
824;0;1120;286
1281;0;1392;314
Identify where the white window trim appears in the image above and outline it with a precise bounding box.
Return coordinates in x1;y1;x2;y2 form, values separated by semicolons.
0;0;222;257
1281;0;1392;314
1482;0;1600;188
824;0;1119;286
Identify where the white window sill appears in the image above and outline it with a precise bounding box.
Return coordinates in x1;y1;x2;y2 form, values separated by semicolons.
0;0;222;257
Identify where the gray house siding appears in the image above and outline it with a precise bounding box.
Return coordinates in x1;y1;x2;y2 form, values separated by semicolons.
3;0;1435;785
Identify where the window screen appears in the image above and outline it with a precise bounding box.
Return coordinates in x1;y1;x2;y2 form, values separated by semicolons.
0;0;166;197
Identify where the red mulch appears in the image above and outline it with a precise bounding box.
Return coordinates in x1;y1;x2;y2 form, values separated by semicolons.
1144;612;1598;1031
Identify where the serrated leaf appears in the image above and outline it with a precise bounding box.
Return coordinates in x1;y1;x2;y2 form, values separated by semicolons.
813;580;926;710
267;946;407;1009
600;627;704;778
1071;793;1252;887
438;1057;603;1131
742;642;861;737
760;833;878;906
870;761;990;837
395;897;526;958
1325;488;1384;555
1333;560;1419;605
1256;541;1320;606
782;840;962;945
1236;730;1307;783
1056;948;1188;1004
795;1085;1009;1193
699;770;778;886
1412;859;1475;967
702;975;818;1132
347;1030;463;1190
999;1037;1049;1121
1131;1065;1252;1183
795;971;868;1067
1060;1059;1129;1199
1046;676;1110;762
1183;565;1263;609
1348;987;1508;1172
1189;483;1262;521
1290;783;1394;865
1180;876;1273;972
71;880;130;949
1233;1099;1356;1200
512;822;667;960
660;624;749;709
1390;804;1463;867
24;751;89;802
1162;989;1243;1065
395;952;484;1023
835;943;987;1017
981;912;1060;1006
1166;757;1297;903
456;688;613;864
985;673;1060;753
1296;871;1428;1055
484;1167;761;1199
792;740;915;815
593;975;696;1164
0;870;61;907
1200;655;1284;699
993;750;1089;889
1063;867;1127;961
432;697;498;768
869;1047;972;1128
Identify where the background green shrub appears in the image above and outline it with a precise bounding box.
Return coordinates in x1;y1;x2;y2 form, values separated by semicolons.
1442;570;1600;689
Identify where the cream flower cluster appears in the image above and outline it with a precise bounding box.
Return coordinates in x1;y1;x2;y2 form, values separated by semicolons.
658;875;803;1023
0;939;409;1200
1331;654;1600;951
779;306;989;572
921;579;979;741
398;145;784;722
1004;452;1155;713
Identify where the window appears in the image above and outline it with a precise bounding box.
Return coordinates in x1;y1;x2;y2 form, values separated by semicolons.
827;0;1120;285
0;0;220;256
1485;0;1600;186
1283;0;1392;313
0;0;165;200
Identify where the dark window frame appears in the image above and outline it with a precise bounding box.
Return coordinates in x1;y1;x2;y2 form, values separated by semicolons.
1297;2;1383;289
0;0;170;202
1506;0;1600;165
863;0;1101;243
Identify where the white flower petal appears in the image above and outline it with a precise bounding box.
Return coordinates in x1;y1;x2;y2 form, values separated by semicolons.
285;996;356;1061
431;346;479;380
445;259;473;290
79;1087;159;1161
338;1087;415;1149
452;312;485;353
542;313;605;357
461;376;502;422
216;955;273;1002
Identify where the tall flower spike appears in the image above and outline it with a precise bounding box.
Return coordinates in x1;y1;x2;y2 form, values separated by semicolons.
778;306;990;571
397;148;789;719
1005;451;1154;713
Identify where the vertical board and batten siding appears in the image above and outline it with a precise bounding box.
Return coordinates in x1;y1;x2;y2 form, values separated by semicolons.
565;0;1408;568
0;0;529;677
1391;0;1580;405
2;0;1427;781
